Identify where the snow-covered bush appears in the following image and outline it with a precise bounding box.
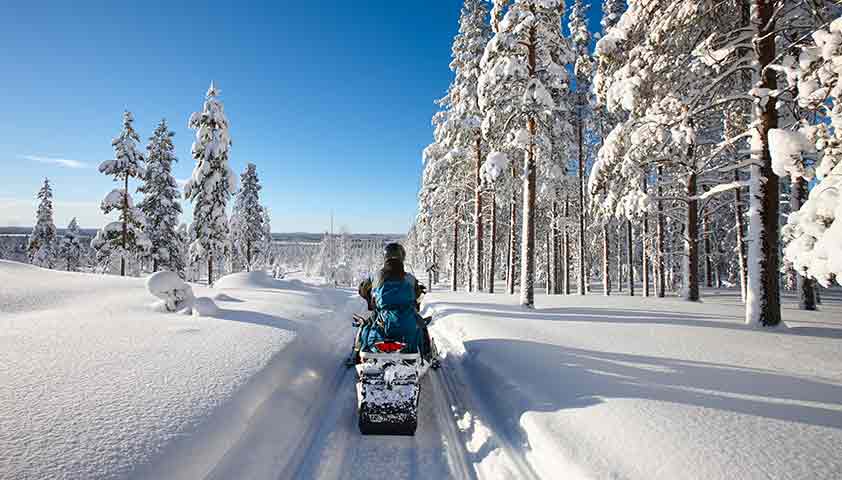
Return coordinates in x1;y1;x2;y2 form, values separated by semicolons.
146;270;195;312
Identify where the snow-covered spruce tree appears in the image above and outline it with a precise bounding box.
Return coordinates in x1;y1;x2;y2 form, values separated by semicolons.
58;217;83;272
259;207;273;270
229;163;264;272
137;119;185;276
27;178;58;268
184;82;236;286
570;0;593;296
479;0;572;307
778;17;842;292
93;110;149;276
429;0;491;292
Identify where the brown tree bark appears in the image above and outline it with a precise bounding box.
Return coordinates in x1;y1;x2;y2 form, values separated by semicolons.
452;200;459;292
656;167;666;298
603;223;611;296
473;135;484;292
489;191;497;294
626;219;634;296
791;176;816;310
748;0;781;326
685;172;700;301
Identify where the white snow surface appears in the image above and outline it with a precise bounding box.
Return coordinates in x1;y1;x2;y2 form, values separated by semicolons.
0;262;362;480
425;287;842;480
5;260;842;480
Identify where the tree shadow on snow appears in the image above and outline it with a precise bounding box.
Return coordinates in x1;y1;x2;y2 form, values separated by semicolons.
426;301;842;340
460;338;842;455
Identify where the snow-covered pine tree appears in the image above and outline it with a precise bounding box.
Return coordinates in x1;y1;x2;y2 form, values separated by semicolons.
779;16;842;293
27;178;58;268
229;163;264;272
58;217;83;272
452;0;491;292
184;82;236;285
479;0;572;307
93;110;150;276
259;207;273;270
138;119;185;276
570;0;592;296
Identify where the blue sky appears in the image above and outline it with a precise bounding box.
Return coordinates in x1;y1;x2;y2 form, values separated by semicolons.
0;1;603;233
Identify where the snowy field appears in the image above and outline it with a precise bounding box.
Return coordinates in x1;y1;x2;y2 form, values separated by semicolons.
0;261;364;479
3;259;841;480
426;286;842;480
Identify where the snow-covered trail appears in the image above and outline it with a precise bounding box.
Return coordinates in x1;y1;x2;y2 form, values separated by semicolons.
286;355;534;480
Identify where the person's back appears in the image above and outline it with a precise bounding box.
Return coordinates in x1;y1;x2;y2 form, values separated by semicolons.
367;259;420;351
356;243;423;355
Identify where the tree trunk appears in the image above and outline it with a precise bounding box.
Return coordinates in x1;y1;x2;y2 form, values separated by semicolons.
746;0;781;326
563;196;571;295
791;176;816;310
246;239;252;272
548;203;556;295
489;192;497;294
602;223;611;295
452;200;459;292
520;115;537;307
545;229;551;294
704;211;713;288
617;223;623;292
642;176;650;297
473;135;484;292
553;200;561;294
734;170;748;302
685;172;700;301
577;109;587;296
656;167;666;298
626;219;634;296
519;24;538;308
507;183;517;295
208;257;214;286
121;173;129;277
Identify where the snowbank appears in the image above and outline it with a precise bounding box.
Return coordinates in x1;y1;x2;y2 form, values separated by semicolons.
214;270;311;291
0;260;359;479
427;289;842;480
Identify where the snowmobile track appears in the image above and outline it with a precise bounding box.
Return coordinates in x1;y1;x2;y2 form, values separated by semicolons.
288;365;478;480
431;335;541;480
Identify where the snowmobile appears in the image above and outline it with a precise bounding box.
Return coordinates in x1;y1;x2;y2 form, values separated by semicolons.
351;313;437;435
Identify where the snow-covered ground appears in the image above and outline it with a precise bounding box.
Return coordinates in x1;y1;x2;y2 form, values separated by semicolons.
0;261;363;479
3;259;841;479
425;286;842;480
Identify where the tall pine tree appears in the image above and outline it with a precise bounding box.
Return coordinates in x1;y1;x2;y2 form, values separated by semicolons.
58;217;83;272
27;178;58;268
479;0;572;307
229;163;264;271
184;82;236;285
138;119;185;276
93;110;149;276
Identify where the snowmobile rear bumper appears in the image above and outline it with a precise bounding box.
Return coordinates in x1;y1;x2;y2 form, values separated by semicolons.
356;353;421;436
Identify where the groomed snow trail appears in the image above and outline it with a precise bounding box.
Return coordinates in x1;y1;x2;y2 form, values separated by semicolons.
286;361;535;480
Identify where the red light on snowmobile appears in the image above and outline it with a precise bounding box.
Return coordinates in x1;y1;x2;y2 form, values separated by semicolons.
374;341;406;353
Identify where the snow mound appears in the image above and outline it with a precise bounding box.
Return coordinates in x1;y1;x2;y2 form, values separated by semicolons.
146;270;194;312
215;270;312;292
192;297;219;317
213;292;241;302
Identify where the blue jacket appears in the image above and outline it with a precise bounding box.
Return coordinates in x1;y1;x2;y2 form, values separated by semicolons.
360;270;421;353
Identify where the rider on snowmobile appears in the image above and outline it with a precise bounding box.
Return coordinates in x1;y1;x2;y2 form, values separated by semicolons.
352;242;432;364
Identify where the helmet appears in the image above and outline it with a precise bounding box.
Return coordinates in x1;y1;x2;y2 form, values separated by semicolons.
383;242;406;262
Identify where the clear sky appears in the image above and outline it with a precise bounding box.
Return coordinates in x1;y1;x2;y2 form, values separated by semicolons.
0;1;603;234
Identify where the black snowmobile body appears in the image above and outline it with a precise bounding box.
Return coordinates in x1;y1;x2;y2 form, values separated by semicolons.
355;349;422;435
